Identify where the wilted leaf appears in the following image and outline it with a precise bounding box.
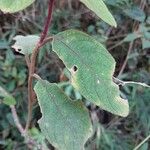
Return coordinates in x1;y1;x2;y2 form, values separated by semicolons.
80;0;117;27
52;29;129;117
34;80;92;150
12;35;40;55
0;0;35;13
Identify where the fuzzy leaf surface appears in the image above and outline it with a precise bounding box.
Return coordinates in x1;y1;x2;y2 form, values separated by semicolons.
52;29;129;117
12;35;39;55
34;80;92;150
0;0;35;13
80;0;117;27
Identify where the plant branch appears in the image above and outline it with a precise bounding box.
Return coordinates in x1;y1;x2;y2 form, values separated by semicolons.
10;105;25;136
117;41;134;77
25;0;55;132
10;105;45;149
40;0;55;44
40;36;53;48
113;77;150;88
133;134;150;150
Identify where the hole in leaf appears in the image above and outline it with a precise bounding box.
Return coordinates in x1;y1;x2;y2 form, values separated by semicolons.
18;49;21;52
73;65;78;72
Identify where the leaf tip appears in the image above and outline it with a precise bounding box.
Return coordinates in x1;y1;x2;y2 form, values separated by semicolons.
117;97;129;117
110;17;117;28
113;21;117;28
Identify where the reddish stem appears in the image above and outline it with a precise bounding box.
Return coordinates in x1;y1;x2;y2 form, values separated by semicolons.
25;0;55;131
40;0;55;43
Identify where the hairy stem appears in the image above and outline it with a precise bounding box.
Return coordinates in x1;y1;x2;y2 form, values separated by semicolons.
25;0;55;132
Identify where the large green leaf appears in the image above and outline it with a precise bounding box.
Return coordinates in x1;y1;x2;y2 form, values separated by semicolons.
0;0;35;13
34;80;92;150
12;35;39;55
52;29;129;117
80;0;117;27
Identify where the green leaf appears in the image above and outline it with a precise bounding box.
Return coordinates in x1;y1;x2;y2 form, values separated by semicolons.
80;0;117;27
123;32;141;42
0;0;35;13
34;80;92;150
52;29;129;117
0;40;9;49
0;86;9;97
0;86;16;106
12;35;40;55
3;96;16;106
123;6;146;22
142;38;150;49
105;0;129;7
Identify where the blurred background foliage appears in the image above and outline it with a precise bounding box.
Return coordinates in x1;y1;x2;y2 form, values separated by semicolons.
0;0;150;149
